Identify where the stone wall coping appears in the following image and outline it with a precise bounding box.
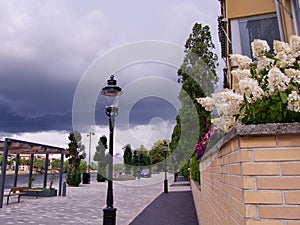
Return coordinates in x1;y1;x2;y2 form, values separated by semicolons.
201;122;300;162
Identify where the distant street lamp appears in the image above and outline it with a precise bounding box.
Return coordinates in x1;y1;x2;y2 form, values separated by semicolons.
101;75;122;225
173;154;178;182
162;141;168;193
87;131;95;182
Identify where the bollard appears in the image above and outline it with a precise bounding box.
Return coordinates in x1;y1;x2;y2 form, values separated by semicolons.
62;182;66;196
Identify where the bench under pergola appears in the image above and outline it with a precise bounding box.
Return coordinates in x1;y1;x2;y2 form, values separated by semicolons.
0;138;68;208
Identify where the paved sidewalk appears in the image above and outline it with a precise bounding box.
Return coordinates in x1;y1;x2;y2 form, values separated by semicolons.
0;174;164;225
0;174;199;225
128;179;199;225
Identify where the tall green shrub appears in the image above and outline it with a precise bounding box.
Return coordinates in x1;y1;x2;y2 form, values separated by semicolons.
66;131;86;186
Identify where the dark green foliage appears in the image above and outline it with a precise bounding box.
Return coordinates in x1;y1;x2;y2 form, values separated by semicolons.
169;23;219;174
134;145;151;167
132;150;139;177
131;145;151;177
34;158;47;173
190;153;200;182
97;173;107;182
180;163;190;179
93;135;108;181
51;159;61;171
123;144;133;174
79;160;87;173
68;165;81;186
66;131;86;187
20;158;30;165
240;92;300;124
149;140;170;171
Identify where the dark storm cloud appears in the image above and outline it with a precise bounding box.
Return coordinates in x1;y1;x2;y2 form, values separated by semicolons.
0;101;72;133
0;61;77;133
128;97;178;126
0;0;220;135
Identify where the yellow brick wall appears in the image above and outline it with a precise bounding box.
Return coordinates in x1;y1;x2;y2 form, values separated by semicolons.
191;132;300;225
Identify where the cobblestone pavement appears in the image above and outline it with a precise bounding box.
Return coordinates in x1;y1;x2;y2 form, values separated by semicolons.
0;173;176;225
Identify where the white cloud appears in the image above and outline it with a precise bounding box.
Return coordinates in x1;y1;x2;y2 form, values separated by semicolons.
9;130;70;148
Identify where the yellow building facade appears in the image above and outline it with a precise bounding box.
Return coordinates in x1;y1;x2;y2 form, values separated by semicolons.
218;0;300;88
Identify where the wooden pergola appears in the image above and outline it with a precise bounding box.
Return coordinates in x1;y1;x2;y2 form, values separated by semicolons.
0;138;68;208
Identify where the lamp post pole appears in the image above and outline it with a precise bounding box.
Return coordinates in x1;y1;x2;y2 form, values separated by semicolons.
103;108;117;225
163;141;168;193
101;75;122;225
173;155;177;182
87;131;94;180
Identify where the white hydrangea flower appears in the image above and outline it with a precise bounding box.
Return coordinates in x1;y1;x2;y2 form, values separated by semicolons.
238;78;264;102
290;35;300;55
231;68;251;81
198;89;243;120
251;39;270;59
212;116;241;133
267;67;290;93
216;90;243;116
198;35;300;132
230;54;252;69
287;91;300;112
256;55;274;74
273;40;295;67
285;68;300;84
197;97;214;111
274;40;291;54
276;51;296;67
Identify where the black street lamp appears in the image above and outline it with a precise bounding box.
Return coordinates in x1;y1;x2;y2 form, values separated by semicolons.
162;141;168;193
101;75;122;225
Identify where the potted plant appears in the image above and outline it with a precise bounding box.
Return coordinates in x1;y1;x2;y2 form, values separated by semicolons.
23;174;57;197
197;35;300;132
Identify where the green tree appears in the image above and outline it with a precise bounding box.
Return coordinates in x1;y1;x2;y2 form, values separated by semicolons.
132;145;151;177
34;158;46;173
79;160;87;173
132;150;139;177
20;158;30;166
66;131;86;186
149;140;170;171
135;145;151;167
63;160;70;173
51;159;61;171
170;23;219;175
93;135;108;182
123;144;132;174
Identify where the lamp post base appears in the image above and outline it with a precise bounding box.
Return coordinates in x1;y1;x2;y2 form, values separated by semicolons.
103;207;117;225
164;179;168;193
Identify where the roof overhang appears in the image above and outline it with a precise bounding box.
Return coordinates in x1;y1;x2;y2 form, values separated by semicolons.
0;138;68;155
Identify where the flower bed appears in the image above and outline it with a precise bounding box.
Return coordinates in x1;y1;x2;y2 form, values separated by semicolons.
198;36;300;132
22;188;57;197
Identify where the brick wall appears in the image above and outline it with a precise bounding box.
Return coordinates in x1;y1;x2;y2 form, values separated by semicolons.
191;123;300;225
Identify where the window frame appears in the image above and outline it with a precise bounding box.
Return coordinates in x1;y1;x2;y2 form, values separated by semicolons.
230;13;279;56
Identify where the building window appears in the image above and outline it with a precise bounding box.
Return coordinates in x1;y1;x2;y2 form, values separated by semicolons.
294;0;300;35
231;14;280;58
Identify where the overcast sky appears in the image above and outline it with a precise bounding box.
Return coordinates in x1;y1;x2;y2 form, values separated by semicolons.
0;0;222;154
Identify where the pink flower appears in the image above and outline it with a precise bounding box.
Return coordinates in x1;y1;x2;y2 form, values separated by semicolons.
196;127;218;158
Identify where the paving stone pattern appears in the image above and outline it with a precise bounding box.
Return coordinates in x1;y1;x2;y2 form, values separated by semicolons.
0;173;174;225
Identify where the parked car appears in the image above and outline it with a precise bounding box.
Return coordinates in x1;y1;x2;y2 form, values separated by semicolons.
140;168;151;178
